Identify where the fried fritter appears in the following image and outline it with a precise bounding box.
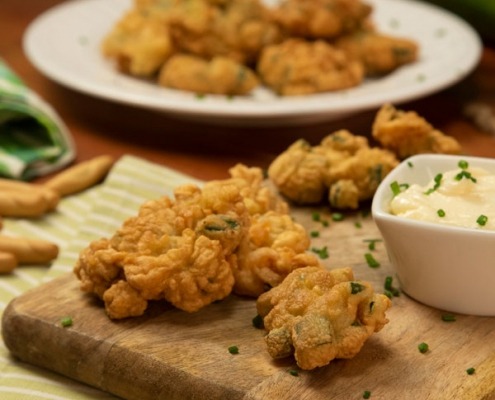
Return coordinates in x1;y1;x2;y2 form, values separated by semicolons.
75;164;316;319
268;130;399;208
168;0;283;64
256;266;391;370
234;211;320;297
336;30;419;76
257;39;364;95
74;192;245;319
372;103;462;159
272;0;372;40
101;5;175;77
159;54;259;95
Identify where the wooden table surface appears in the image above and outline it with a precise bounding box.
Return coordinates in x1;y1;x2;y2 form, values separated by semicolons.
2;0;495;182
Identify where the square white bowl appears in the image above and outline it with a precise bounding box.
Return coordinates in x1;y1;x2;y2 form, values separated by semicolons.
372;154;495;316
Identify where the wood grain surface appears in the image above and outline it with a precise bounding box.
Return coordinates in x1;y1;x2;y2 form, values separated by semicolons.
3;207;495;400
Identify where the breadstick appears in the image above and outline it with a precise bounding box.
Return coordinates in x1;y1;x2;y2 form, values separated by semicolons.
0;190;55;217
0;179;59;211
0;235;59;264
44;155;115;197
0;251;17;273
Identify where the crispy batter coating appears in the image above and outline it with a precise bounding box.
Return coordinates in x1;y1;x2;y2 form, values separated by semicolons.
268;130;399;208
325;147;399;209
257;39;364;95
101;6;175;76
159;54;259;95
75;164;315;319
336;30;419;76
168;0;283;64
372;103;462;159
234;211;320;297
256;266;391;370
272;0;372;40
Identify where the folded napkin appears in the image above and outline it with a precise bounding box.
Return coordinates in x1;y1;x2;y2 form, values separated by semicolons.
0;59;75;180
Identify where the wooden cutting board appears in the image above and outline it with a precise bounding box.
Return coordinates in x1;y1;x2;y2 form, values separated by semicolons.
3;208;495;400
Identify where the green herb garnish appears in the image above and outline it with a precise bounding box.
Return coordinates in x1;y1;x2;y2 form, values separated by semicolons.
390;181;401;196
425;173;443;194
437;209;446;217
351;282;366;294
477;215;488;226
331;212;344;222
228;345;239;354
466;367;476;375
441;313;456;322
288;369;299;377
384;276;400;297
310;230;320;238
364;239;382;251
312;246;329;259
418;342;429;354
363;390;372;399
311;211;321;222
365;253;380;268
252;314;264;329
60;317;73;328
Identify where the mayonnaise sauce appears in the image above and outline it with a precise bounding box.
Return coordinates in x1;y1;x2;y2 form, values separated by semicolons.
390;166;495;230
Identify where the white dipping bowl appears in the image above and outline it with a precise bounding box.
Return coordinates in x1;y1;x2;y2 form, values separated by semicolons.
372;154;495;316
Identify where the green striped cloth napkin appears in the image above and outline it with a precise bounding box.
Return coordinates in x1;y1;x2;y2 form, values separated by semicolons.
0;59;75;180
0;155;202;399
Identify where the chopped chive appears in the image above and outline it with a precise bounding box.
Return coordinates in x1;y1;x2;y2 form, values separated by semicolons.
351;282;366;294
390;181;401;196
407;161;414;168
60;317;73;328
252;314;264;329
441;313;456;322
331;212;344;222
418;342;429;354
288;369;299;376
228;345;239;354
364;238;382;251
364;253;380;268
466;367;476;375
384;276;400;297
195;93;206;100
363;390;372;399
458;160;469;170
311;211;321;222
455;170;477;183
425;173;443;194
477;215;488;226
312;246;329;259
355;221;362;228
321;220;329;227
310;230;320;238
437;209;446;217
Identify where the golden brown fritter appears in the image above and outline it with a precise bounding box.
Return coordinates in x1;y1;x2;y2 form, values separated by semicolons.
168;0;284;65
325;147;398;209
268;130;399;208
335;30;419;76
372;103;462;159
159;54;259;95
101;4;175;77
234;211;320;297
257;39;364;95
74;192;245;319
74;164;316;319
272;0;372;40
256;266;391;370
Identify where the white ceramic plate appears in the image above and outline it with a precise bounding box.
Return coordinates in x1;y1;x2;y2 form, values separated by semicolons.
23;0;482;125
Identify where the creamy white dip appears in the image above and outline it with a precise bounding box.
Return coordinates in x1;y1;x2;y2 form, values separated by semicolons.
390;166;495;230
